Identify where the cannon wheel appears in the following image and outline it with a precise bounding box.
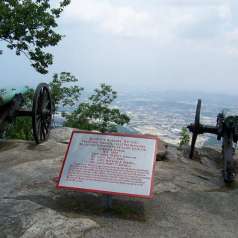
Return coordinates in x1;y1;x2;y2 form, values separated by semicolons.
223;133;236;183
32;83;52;144
189;99;201;158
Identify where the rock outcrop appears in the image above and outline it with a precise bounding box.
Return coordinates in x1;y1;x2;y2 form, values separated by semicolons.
0;127;238;238
0;129;98;238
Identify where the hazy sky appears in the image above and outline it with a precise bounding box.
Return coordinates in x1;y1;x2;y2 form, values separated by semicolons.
1;0;238;95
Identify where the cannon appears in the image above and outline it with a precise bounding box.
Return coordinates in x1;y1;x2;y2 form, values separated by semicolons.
187;99;238;183
0;83;52;144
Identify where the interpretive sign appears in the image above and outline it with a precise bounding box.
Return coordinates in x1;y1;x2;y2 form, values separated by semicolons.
57;131;158;198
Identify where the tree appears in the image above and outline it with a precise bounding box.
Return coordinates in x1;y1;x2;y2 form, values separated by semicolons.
64;84;130;132
0;0;70;74
49;72;83;111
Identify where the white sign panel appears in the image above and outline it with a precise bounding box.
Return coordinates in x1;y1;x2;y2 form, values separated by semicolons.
57;131;158;198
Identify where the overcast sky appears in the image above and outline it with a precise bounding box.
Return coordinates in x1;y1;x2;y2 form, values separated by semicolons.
1;0;238;95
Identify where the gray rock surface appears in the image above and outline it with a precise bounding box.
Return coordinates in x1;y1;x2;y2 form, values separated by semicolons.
49;127;74;144
0;137;98;238
0;128;238;238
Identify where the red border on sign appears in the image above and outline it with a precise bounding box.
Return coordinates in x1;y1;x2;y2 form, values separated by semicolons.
56;130;158;199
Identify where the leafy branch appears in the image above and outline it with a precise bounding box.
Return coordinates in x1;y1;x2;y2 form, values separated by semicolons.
0;0;70;74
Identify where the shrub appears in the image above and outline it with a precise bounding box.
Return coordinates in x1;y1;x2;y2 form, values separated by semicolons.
179;127;190;149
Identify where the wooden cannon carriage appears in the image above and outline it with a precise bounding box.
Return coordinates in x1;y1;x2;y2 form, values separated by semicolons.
0;83;52;144
188;99;238;183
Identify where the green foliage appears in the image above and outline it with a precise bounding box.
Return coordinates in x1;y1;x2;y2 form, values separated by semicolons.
0;0;70;74
64;84;130;132
5;117;32;140
1;76;130;140
22;86;34;108
179;127;190;149
49;72;83;111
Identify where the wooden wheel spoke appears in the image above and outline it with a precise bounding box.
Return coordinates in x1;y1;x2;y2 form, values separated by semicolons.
37;120;42;141
42;89;50;110
43;101;49;112
36;114;41;121
42;118;49;133
41;121;46;140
